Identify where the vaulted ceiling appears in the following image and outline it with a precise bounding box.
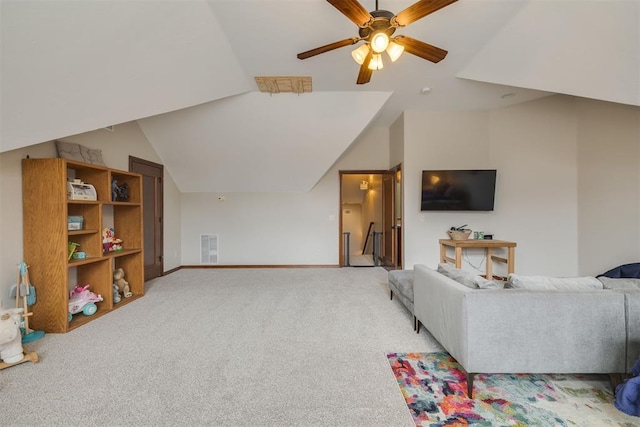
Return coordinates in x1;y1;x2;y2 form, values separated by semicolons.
2;0;638;192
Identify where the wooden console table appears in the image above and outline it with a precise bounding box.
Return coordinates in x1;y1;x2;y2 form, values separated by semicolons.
439;239;517;280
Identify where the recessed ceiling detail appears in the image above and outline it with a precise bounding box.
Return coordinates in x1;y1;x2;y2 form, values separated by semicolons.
254;76;312;94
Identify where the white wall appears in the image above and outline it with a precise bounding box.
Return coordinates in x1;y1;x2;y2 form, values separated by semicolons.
0;121;182;307
402;95;640;277
402;109;497;273
389;115;404;169
576;99;640;274
402;96;579;275
180;126;390;265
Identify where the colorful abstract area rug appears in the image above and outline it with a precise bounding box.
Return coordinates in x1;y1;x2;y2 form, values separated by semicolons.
387;352;640;427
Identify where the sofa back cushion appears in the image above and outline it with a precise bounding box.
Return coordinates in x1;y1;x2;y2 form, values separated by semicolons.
436;264;504;289
506;274;603;290
437;263;478;288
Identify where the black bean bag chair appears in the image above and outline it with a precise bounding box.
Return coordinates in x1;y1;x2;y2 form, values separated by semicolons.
598;263;640;279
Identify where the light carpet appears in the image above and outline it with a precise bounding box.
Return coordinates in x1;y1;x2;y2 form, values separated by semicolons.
387;352;640;426
1;267;442;426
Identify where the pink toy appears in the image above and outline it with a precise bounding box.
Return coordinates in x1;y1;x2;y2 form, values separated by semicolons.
68;284;103;321
102;227;123;253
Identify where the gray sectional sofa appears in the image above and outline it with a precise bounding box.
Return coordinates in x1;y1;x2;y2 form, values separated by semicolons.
413;264;635;397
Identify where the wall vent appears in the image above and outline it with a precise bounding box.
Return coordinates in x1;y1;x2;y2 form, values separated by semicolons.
200;234;218;264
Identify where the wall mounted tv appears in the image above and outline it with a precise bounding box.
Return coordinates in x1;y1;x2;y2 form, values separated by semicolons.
421;170;497;211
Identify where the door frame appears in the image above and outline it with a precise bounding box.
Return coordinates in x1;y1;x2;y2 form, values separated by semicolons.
129;156;164;280
338;170;390;267
389;163;403;269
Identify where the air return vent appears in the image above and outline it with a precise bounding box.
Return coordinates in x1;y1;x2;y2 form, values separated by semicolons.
200;234;218;264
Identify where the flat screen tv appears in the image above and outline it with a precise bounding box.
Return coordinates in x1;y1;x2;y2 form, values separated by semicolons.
421;170;497;211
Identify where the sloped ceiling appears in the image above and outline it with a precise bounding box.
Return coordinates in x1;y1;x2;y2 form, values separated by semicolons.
458;0;640;106
2;0;638;192
137;91;391;192
0;0;253;152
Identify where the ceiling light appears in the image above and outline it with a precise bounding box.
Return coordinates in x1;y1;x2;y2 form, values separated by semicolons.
360;181;369;190
368;54;383;71
371;32;389;53
386;41;404;62
351;44;370;65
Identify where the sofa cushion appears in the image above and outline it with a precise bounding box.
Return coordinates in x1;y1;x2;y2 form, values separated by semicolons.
598;277;640;290
506;274;603;290
388;269;414;300
437;263;478;289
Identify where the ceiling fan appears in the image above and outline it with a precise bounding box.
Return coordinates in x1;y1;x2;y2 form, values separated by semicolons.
297;0;458;84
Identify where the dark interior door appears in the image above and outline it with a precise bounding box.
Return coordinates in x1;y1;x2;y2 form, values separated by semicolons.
129;156;163;280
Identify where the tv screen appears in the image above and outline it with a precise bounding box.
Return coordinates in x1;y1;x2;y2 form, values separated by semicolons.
421;170;496;211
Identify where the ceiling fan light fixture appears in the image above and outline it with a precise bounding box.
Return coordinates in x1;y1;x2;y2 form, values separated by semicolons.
386;41;404;62
351;44;370;65
370;32;389;53
368;53;384;70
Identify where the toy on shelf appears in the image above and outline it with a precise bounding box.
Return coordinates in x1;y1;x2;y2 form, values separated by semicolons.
102;227;123;253
9;262;45;343
111;179;129;202
68;242;80;261
0;307;39;370
113;284;121;304
68;284;103;321
114;268;132;298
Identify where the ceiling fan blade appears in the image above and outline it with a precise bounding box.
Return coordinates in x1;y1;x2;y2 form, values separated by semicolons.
393;0;458;27
297;38;359;60
327;0;372;27
394;36;448;63
356;50;373;85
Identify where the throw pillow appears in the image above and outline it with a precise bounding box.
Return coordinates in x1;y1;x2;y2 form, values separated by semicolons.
506;274;603;291
598;277;640;290
473;276;504;289
56;140;106;166
55;140;84;162
437;263;478;289
79;145;106;166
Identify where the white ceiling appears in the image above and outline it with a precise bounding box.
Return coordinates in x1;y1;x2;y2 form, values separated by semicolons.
2;0;638;192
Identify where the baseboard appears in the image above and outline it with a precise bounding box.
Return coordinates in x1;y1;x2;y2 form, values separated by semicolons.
162;266;183;276
180;264;340;269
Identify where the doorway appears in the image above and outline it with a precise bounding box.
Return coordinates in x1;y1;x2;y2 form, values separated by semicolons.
129;156;164;281
339;169;402;269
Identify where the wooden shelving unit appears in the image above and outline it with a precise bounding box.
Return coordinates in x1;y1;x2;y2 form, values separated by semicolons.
22;158;144;333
